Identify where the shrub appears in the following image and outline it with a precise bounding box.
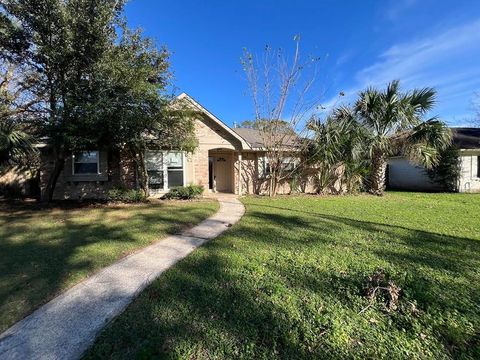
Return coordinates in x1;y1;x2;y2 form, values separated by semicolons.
107;187;146;203
0;183;24;199
426;145;461;192
162;185;204;200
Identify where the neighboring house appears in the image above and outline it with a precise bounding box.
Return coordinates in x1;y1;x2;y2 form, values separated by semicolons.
39;93;304;200
388;128;480;192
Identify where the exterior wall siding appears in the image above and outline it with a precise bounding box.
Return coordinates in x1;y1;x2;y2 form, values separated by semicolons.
190;115;242;192
234;151;316;195
39;113;245;199
458;151;480;192
40;149;135;200
387;157;444;191
388;152;480;193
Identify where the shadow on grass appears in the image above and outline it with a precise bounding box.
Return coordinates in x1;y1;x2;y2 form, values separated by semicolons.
250;203;480;272
0;200;215;333
84;204;480;359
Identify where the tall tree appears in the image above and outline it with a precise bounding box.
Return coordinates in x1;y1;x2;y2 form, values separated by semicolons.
241;38;323;196
0;61;39;167
354;80;451;195
0;0;195;200
0;0;124;201
77;25;197;195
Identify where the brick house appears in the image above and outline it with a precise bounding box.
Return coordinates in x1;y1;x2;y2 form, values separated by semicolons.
39;93;309;200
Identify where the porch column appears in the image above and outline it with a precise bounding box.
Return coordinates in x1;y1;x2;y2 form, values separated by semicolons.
238;152;242;195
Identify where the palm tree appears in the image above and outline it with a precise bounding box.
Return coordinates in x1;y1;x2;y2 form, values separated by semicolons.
355;80;451;195
0;62;38;169
0;120;35;167
307;106;366;194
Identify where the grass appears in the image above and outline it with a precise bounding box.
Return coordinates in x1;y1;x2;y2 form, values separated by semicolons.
84;192;480;359
0;198;218;333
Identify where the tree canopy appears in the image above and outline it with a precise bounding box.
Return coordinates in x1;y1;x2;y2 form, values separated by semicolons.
307;80;451;195
354;80;451;195
0;0;196;200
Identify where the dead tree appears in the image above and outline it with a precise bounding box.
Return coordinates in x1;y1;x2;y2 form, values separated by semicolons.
241;37;324;196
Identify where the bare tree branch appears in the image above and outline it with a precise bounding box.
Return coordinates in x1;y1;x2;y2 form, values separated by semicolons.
241;37;325;196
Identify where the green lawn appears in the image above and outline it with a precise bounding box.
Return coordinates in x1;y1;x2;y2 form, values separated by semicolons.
0;199;218;333
85;192;480;359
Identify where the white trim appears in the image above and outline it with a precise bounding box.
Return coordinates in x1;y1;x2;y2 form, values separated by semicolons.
182;152;187;186
473;155;480;179
163;156;168;191
146;150;186;192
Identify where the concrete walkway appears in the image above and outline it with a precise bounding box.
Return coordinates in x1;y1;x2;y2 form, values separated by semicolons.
0;195;245;360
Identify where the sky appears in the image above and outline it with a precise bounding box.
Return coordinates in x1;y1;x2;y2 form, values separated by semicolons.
125;0;480;127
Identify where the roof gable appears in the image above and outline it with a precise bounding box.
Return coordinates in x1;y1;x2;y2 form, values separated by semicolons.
176;93;250;149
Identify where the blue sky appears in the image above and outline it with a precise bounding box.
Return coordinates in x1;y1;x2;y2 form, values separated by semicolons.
125;0;480;127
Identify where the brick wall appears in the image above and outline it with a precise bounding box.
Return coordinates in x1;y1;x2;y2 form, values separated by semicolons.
192;146;209;189
190;115;243;193
234;151;317;195
40;149;136;200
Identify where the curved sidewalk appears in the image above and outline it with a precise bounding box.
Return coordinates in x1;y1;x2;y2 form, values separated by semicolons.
0;195;245;360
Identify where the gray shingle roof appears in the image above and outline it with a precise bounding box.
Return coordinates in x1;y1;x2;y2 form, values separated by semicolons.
451;128;480;149
232;127;300;148
232;128;264;148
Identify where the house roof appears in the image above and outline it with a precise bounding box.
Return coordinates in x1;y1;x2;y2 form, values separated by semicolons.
231;128;264;148
232;127;301;149
451;127;480;149
176;93;251;149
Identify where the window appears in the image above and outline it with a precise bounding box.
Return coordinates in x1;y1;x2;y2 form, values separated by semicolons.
73;151;99;174
145;151;185;190
258;156;296;177
477;156;480;178
258;156;271;178
166;152;184;187
146;151;164;190
281;157;296;172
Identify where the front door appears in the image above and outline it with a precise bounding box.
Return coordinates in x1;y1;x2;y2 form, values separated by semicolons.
208;156;214;190
214;154;232;192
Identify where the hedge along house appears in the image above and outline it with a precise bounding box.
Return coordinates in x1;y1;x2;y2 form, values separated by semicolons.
38;93;303;200
388;128;480;192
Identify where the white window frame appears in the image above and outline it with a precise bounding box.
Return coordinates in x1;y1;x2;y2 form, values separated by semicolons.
146;150;165;191
72;151;100;175
258;155;297;177
165;151;186;189
281;156;297;172
146;150;186;191
258;155;270;178
476;156;480;179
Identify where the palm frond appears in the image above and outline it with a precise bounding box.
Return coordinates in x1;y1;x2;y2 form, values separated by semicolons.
355;88;383;134
384;80;400;104
408;87;437;114
403;119;451;168
0;120;36;166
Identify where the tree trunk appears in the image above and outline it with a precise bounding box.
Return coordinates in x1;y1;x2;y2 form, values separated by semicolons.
369;150;387;196
42;148;65;203
137;150;149;197
271;175;279;197
268;168;279;197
